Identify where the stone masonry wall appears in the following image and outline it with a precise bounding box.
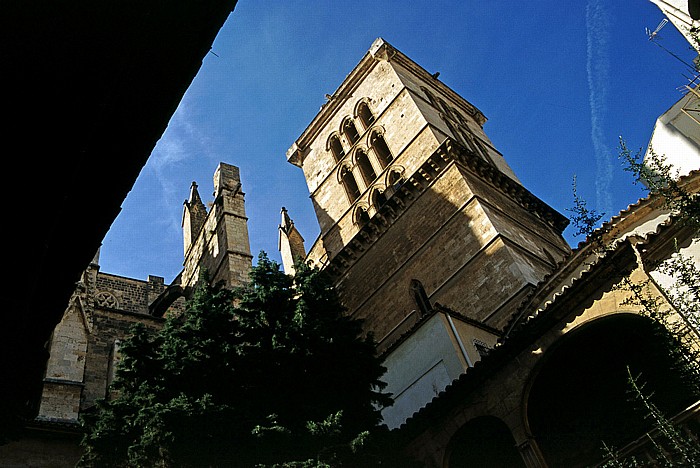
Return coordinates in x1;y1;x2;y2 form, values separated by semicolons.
181;163;252;290
336;163;507;340
95;273;167;315
81;308;162;410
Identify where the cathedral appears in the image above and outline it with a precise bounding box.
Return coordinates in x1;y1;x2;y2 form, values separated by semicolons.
3;38;698;467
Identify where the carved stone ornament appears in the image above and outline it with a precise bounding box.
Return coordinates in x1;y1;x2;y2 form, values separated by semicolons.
95;291;119;309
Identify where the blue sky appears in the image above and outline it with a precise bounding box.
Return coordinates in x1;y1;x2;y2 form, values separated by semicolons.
99;1;698;283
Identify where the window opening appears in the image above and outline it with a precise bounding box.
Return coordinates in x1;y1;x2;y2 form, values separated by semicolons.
421;86;438;107
341;166;361;203
371;132;393;169
388;170;403;190
459;128;478;154
410;279;431;316
356;150;377;186
343;118;361;146
439;100;457;121
329;134;345;162
474;138;492;163
372;189;387;209
357;206;370;225
357;101;375;129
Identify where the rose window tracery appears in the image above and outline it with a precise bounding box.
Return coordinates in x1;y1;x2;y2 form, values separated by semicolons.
95;291;119;309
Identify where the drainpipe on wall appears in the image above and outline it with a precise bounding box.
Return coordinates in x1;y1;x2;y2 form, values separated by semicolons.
446;313;473;368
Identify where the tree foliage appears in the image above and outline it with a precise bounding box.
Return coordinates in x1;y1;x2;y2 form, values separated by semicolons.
567;174;606;241
79;253;394;467
600;369;700;468
619;138;699;228
568;139;700;465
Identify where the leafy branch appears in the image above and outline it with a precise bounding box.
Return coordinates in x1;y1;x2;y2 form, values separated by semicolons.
619;138;699;228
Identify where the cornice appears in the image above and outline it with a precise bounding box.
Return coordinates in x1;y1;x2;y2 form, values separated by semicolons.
287;39;387;167
287;38;488;167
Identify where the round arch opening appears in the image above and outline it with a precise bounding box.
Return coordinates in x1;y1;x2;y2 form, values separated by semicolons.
445;416;525;468
526;313;698;467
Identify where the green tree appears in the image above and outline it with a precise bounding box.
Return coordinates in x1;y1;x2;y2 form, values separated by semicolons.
79;253;393;467
568;140;700;466
618;138;699;228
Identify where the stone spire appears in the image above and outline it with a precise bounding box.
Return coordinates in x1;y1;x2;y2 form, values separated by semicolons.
278;207;306;275
180;163;253;290
182;181;208;256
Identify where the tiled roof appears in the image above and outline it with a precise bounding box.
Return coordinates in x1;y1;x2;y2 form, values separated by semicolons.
393;183;690;437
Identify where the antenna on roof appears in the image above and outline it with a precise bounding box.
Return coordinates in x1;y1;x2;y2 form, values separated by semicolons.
646;18;668;41
645;18;697;71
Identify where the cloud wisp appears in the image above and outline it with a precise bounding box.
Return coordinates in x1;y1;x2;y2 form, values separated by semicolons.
147;99;214;236
585;0;613;218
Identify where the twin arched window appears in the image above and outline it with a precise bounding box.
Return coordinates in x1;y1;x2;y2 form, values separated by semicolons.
357;101;375;128
421;86;492;164
356;150;377;186
341;136;393;206
329;134;345;162
330;101;396;209
328;100;377;164
340;165;361;203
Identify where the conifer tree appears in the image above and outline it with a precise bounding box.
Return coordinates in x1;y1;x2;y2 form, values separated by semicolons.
79;253;392;467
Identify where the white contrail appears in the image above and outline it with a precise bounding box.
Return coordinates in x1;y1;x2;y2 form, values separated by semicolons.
586;0;613;218
147;99;213;234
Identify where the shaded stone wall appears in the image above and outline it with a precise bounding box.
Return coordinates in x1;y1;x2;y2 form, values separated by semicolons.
81;308;162;410
400;195;700;467
37;265;168;423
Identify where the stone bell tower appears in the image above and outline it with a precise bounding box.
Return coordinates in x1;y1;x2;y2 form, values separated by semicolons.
285;38;572;428
286;37;571;346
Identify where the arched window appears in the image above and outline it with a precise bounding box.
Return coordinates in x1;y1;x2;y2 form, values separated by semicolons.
410;279;431;316
355;206;370;225
329;134;345;162
474;138;491;162
357;101;375;129
372;189;387;209
371;132;393;169
459;128;479;154
356;150;377;186
343;118;361;146
454;108;469;126
459;129;493;165
340;166;360;203
388;170;404;190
